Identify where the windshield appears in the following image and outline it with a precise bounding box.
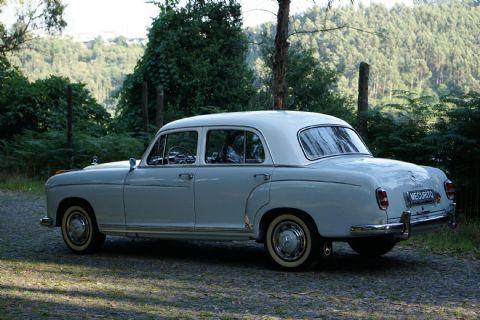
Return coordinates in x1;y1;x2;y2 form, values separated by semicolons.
298;126;370;160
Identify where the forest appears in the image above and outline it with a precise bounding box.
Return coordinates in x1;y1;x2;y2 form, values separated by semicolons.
7;0;480;106
0;0;479;219
8;36;144;108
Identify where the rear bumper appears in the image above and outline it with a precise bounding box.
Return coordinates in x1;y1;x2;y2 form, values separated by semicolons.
350;203;456;239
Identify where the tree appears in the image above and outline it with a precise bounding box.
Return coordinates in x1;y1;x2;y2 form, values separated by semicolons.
248;0;480;105
115;0;253;133
254;42;354;121
0;0;66;53
0;56;109;141
272;0;352;110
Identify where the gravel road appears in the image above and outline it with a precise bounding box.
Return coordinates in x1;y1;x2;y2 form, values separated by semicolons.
0;190;479;319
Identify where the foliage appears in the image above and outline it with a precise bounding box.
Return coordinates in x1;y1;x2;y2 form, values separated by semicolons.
0;130;145;177
367;91;480;216
0;0;66;53
253;43;354;122
0;172;45;193
115;0;254;133
366;91;440;164
0;57;110;141
433;92;480;181
8;36;144;108
406;217;480;258
248;0;480;104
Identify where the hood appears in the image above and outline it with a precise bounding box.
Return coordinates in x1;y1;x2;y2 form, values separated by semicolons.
84;160;133;170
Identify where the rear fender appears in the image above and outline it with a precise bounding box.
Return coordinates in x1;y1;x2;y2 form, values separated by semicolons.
250;180;387;238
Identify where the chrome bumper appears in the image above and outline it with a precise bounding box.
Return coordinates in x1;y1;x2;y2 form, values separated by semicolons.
39;216;54;227
351;203;456;239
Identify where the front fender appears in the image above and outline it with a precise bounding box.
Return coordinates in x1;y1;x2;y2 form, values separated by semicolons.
249;180;387;239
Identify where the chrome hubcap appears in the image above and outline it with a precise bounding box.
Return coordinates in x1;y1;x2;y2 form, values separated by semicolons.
272;221;306;261
67;212;90;246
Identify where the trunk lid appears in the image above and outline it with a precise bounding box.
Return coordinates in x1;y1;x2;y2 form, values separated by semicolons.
308;155;444;219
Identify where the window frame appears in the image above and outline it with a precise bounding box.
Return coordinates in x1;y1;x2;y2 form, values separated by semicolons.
202;126;270;166
142;128;201;167
297;124;372;161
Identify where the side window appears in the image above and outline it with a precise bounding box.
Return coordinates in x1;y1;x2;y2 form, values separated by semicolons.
147;131;198;165
246;131;265;163
147;135;166;165
205;129;265;164
165;131;198;164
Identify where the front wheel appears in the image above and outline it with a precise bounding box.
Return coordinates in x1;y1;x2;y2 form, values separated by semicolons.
61;204;105;254
265;214;331;270
348;238;396;257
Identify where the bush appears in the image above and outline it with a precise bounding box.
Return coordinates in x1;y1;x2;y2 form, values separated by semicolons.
0;130;145;177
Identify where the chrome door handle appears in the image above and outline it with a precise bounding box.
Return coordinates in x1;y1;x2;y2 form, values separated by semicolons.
178;173;194;180
254;173;271;181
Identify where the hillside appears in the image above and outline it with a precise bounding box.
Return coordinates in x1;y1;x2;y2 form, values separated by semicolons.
247;0;480;102
8;37;144;108
7;0;480;106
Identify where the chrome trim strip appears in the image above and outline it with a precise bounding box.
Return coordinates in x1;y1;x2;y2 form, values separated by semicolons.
100;224;251;236
39;216;53;227
194;226;249;233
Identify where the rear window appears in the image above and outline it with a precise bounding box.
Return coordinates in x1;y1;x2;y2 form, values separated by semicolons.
298;126;370;160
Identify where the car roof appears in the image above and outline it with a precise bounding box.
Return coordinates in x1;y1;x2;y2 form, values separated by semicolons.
161;111;349;132
158;111;352;166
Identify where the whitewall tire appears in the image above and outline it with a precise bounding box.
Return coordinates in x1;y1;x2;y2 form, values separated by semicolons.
265;214;328;270
61;205;105;254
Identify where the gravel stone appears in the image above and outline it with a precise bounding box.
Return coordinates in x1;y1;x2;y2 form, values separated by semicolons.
0;190;479;319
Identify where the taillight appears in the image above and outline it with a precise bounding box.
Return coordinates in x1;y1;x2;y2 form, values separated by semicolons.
444;179;455;200
376;188;389;210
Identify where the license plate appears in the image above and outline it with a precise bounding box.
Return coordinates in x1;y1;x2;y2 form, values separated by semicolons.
405;189;435;207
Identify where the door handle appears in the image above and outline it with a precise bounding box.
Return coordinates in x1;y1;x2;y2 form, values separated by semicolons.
178;173;194;180
254;173;271;181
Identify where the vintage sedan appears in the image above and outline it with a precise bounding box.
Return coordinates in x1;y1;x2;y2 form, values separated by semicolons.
40;111;457;270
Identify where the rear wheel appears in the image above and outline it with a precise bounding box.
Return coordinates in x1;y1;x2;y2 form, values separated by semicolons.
348;238;396;257
61;205;105;254
265;214;331;270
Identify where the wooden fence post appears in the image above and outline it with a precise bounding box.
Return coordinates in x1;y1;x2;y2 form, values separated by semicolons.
142;81;149;145
357;62;369;138
67;85;73;168
156;84;164;129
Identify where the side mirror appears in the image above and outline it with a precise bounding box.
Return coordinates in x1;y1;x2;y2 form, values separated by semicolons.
129;157;137;171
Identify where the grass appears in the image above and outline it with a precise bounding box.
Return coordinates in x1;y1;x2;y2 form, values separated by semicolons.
406;217;480;259
0;172;45;194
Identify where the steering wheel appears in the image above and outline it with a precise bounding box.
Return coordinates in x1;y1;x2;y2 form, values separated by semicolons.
166;146;195;164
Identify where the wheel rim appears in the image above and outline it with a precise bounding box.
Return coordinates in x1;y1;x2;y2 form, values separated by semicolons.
66;212;90;246
272;220;307;261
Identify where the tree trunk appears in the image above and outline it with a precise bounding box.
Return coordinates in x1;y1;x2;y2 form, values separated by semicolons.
357;62;369;139
272;0;291;110
142;81;149;144
67;85;73;168
156;84;165;129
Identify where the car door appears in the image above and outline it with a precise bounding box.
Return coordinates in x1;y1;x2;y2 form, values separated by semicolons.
124;129;199;233
194;127;274;233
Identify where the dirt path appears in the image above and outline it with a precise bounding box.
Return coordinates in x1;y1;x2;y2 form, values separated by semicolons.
0;190;479;319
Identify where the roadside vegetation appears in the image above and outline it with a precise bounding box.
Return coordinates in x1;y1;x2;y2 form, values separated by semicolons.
0;173;44;194
405;217;480;259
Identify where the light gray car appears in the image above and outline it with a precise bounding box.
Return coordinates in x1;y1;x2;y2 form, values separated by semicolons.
40;111;457;270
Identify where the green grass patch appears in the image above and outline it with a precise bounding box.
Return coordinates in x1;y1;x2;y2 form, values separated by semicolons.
406;217;480;258
0;172;45;194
